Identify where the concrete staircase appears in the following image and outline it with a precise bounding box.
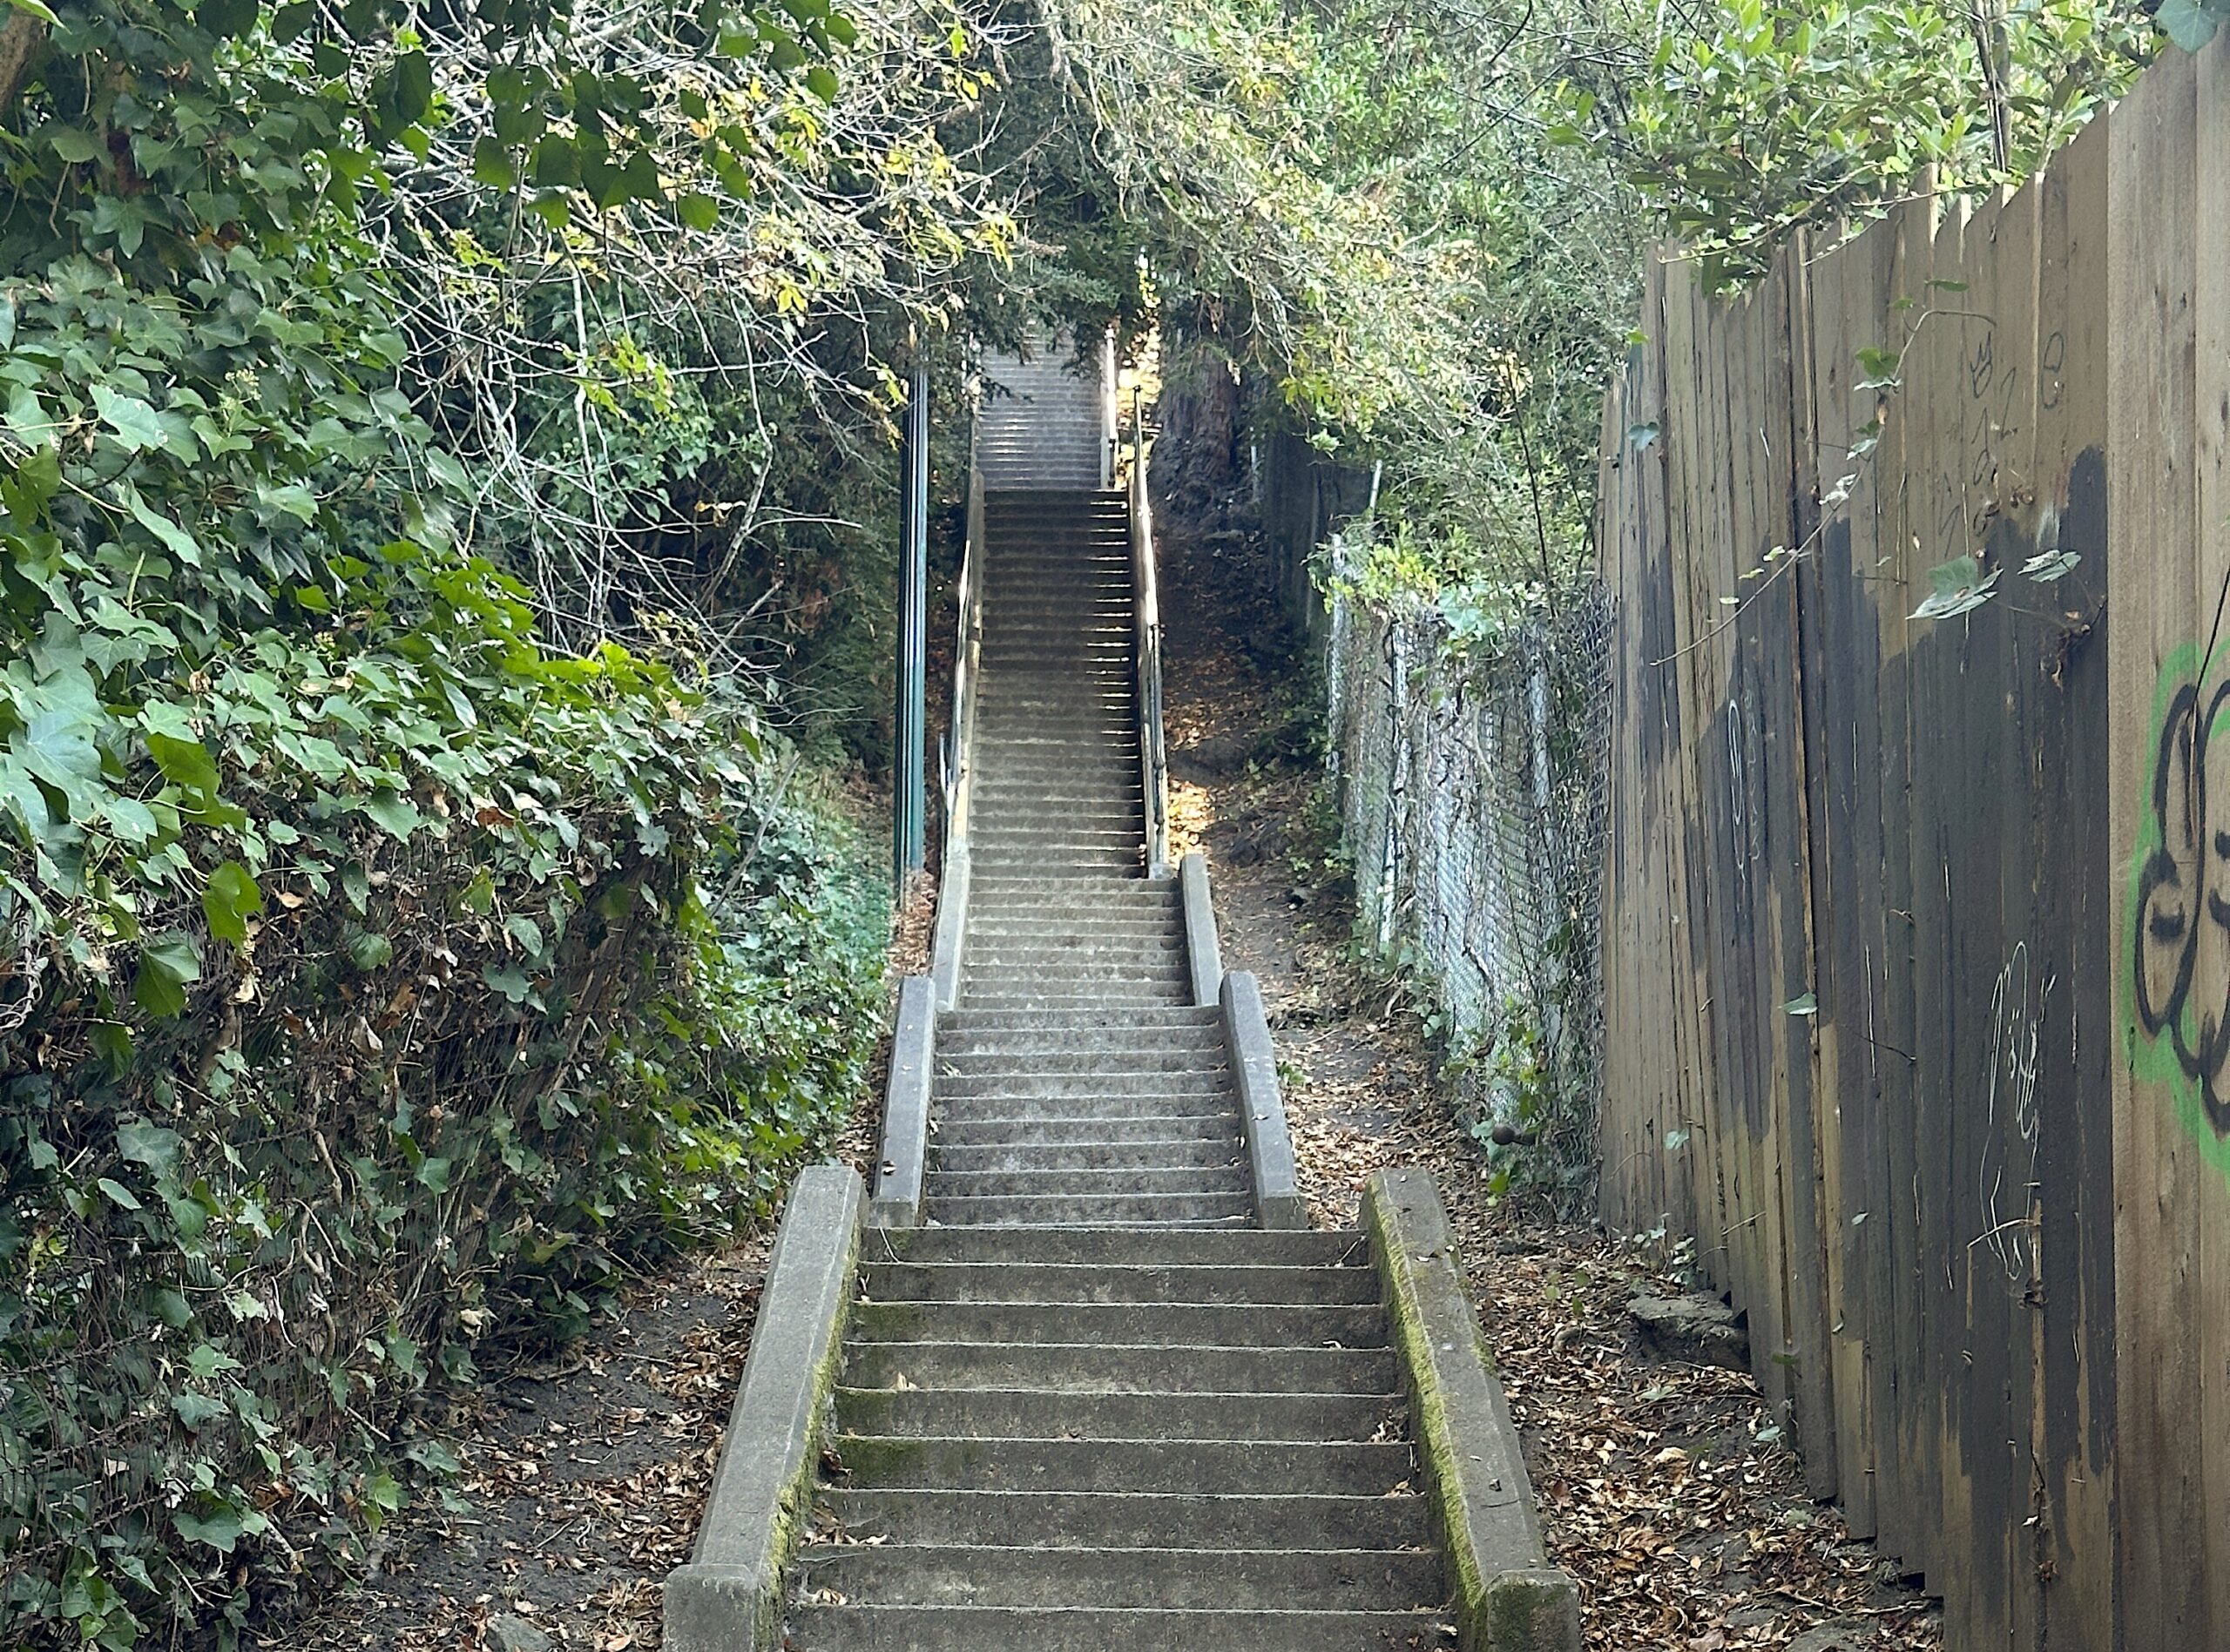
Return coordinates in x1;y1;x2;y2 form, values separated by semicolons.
791;1227;1449;1649
782;483;1453;1647
976;347;1110;489
932;489;1248;1225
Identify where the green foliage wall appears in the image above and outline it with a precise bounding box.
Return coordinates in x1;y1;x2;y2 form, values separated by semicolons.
0;2;898;1642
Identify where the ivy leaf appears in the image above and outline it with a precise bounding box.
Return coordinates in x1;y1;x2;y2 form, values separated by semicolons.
1854;345;1902;393
1910;555;1998;621
172;1505;243;1554
483;963;532;1003
2021;549;2081;583
202;860;264;948
346;930;393;971
187;1343;242;1379
133;934;204;1019
91;385;173;454
125;486;204;568
363;789;422;839
472;136;517;190
677;192;719;232
46;125;99;164
117;1117;183;1182
172;1392;229;1429
96;1177;142;1210
2159;0;2227;51
17;703;105;817
807;64;839;103
146;731;220;798
197;0;260;37
104;795;159;845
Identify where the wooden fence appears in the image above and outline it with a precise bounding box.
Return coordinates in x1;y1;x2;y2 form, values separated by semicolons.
1598;38;2230;1650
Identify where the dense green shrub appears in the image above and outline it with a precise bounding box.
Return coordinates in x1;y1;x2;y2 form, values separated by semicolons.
0;3;889;1644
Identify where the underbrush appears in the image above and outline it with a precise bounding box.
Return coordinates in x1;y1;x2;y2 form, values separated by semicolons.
0;599;886;1648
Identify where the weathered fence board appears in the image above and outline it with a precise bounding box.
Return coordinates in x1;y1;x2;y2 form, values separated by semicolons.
1597;38;2230;1651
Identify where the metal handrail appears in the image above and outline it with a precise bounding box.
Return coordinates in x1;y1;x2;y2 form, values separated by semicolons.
1130;384;1172;875
929;409;985;1009
1100;329;1119;491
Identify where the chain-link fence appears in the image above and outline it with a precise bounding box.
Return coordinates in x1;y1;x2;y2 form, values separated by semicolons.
1326;577;1614;1206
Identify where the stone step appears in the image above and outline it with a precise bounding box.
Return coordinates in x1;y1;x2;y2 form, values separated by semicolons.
927;1119;1240;1150
953;927;1183;946
960;904;1165;922
859;1261;1379;1306
957;907;1172;927
785;1603;1450;1649
956;966;1188;986
930;1034;1224;1062
927;1140;1240;1174
932;1105;1238;1135
970;701;1136;718
953;954;1188;979
936;1061;1221;1088
933;1050;1228;1074
931;1114;1240;1147
789;1543;1445;1611
936;1002;1210;1023
958;798;1150;820
969;726;1139;745
979;593;1133;608
833;1387;1400;1443
933;1070;1233;1093
973;730;1139;746
919;1168;1251;1203
957;960;1188;981
930;1075;1233;1103
963;882;1168;896
927;1109;1240;1150
962;850;1152;867
962;886;1172;906
963;787;1147;806
960;914;1174;936
865;1227;1367;1267
955;999;1197;1017
971;754;1139;771
851;1300;1387;1350
812;1488;1429;1550
932;998;1221;1025
918;1191;1254;1225
843;1339;1398;1395
980;543;1129;556
826;1436;1410;1496
933;1050;1224;1075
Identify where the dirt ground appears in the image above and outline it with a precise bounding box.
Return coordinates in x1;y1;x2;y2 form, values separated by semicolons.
1158;498;1943;1652
294;494;1943;1652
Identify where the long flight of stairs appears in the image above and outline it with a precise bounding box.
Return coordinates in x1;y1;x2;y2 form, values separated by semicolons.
780;464;1454;1647
974;348;1109;489
936;489;1248;1224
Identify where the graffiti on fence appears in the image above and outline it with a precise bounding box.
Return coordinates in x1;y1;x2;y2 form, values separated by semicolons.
2128;638;2230;1169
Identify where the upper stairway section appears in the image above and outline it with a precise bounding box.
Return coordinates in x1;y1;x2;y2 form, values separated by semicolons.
976;344;1113;490
968;490;1145;886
